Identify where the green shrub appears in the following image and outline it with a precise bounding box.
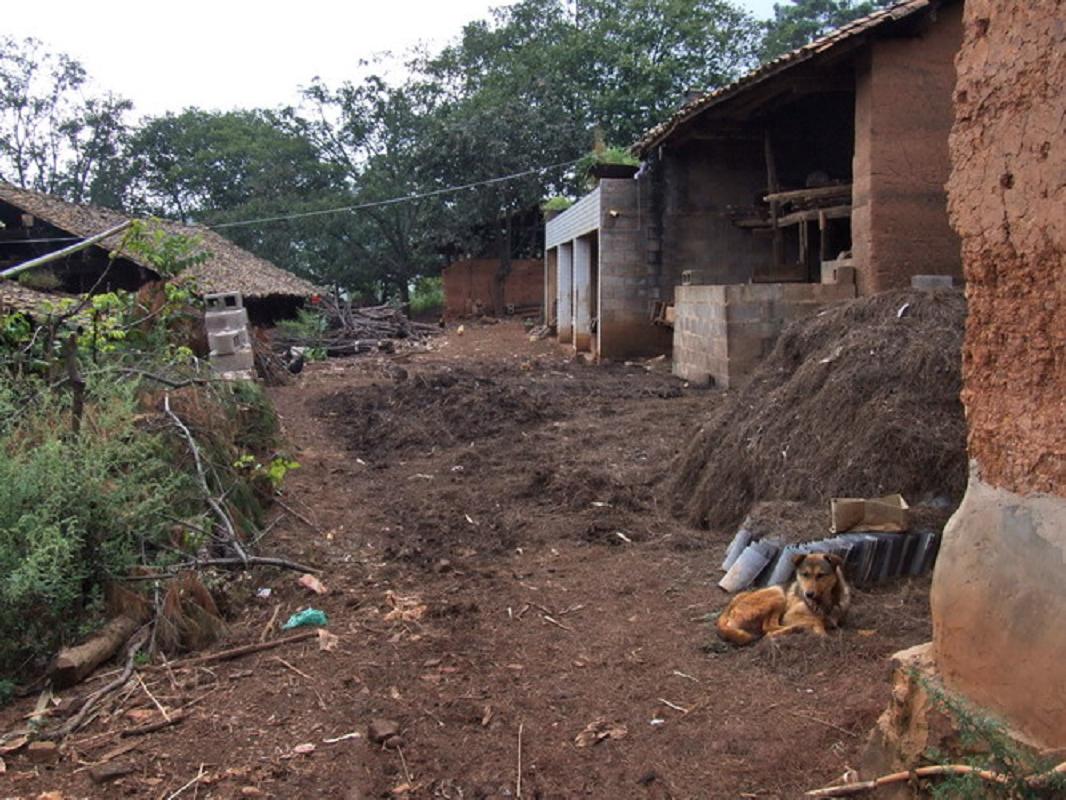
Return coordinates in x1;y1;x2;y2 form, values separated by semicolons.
0;379;194;674
410;276;443;316
542;196;573;212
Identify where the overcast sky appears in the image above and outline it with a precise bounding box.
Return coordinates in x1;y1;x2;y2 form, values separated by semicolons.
12;0;780;117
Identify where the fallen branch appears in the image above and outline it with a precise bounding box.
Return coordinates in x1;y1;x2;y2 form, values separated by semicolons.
52;615;144;690
48;631;147;740
805;761;1066;797
163;393;248;565
786;709;858;738
120;555;319;578
120;710;187;737
147;630;317;672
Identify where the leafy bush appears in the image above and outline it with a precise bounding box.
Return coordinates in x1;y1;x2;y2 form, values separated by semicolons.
542;196;573;212
410;276;443;316
0;378;194;674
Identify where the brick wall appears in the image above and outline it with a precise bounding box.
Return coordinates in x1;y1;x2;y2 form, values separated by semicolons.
441;258;543;319
851;2;963;295
673;282;855;388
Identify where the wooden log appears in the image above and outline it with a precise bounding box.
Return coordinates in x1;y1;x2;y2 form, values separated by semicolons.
52;615;142;689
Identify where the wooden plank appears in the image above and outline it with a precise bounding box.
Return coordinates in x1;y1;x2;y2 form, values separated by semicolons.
777;204;852;227
764;184;852;204
764;130;783;269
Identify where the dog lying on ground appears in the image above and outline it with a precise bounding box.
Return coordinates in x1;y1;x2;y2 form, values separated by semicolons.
715;552;851;646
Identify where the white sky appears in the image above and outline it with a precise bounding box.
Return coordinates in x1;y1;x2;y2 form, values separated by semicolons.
12;0;780;118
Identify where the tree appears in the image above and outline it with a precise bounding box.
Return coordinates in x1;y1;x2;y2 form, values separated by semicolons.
759;0;896;61
0;36;131;203
118;108;348;287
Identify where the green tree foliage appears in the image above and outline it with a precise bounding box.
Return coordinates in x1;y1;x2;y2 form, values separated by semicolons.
118;108;346;286
759;0;896;61
0;36;131;203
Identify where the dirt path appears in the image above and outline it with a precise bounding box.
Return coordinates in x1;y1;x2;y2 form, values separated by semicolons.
5;321;931;799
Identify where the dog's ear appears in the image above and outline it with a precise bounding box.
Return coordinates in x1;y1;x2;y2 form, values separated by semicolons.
791;552;807;567
826;553;844;569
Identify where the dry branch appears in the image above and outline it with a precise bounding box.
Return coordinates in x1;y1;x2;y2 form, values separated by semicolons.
146;630;317;672
805;761;1066;797
163;393;249;565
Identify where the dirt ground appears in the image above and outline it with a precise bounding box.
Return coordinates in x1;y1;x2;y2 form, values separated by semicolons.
2;321;933;799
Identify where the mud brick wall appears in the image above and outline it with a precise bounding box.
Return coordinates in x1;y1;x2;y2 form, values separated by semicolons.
851;2;964;295
931;0;1066;748
673;282;855;388
442;259;543;319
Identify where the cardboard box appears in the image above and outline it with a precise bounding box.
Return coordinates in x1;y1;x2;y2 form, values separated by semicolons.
830;493;910;533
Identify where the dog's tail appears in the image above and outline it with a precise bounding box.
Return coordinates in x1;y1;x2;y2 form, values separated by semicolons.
715;608;759;646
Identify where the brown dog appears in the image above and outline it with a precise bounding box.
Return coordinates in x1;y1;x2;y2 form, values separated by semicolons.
715;552;851;646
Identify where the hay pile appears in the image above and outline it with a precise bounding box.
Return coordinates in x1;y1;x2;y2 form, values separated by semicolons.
670;288;967;531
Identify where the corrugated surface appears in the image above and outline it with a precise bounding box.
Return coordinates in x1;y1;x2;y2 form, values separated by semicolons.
634;0;947;155
545;188;600;248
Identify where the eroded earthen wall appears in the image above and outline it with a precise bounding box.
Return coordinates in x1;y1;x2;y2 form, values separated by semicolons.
931;0;1066;748
851;2;964;295
441;258;543;319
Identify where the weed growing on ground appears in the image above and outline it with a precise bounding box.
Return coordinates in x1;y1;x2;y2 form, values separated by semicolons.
919;675;1066;798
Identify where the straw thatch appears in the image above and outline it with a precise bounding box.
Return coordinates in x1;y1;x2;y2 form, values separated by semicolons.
0;280;79;317
0;183;318;300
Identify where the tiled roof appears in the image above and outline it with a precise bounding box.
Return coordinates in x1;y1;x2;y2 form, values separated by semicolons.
634;0;950;155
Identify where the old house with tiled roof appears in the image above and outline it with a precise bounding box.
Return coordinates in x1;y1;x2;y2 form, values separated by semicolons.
546;0;963;384
0;183;318;321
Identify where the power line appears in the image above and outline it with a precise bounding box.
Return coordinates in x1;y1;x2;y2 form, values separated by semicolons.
208;158;580;231
0;158;579;248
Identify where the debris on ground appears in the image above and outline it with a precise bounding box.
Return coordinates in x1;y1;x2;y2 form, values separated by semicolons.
281;608;328;629
670;288;967;532
274;298;440;359
719;495;944;592
574;720;628;747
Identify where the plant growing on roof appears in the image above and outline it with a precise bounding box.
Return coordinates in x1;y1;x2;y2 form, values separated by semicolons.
541;196;573;212
578;144;641;187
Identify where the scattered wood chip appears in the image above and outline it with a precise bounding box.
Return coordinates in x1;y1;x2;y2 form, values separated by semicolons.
298;574;329;595
317;629;340;652
575;720;628;748
89;762;135;784
384;591;426;622
291;743;316;755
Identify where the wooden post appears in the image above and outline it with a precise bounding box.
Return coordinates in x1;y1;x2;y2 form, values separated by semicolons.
764;130;783;271
62;333;85;436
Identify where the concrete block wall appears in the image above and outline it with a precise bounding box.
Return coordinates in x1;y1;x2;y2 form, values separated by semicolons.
673;282;856;387
659;140;772;291
597;178;671;359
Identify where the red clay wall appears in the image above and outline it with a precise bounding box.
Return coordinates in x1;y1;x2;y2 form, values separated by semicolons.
948;1;1066;496
441;259;543;319
851;2;964;295
930;0;1066;749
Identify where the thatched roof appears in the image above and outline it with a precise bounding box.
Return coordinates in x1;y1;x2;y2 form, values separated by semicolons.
0;280;78;317
0;183;318;300
634;0;956;156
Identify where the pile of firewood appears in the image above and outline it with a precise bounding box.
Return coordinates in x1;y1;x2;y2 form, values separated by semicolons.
273;298;440;358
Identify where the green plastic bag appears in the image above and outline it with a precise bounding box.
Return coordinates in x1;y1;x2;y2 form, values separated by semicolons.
282;608;328;630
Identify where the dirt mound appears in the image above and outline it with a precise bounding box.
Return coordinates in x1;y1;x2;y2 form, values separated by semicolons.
670;288;968;531
317;367;557;456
